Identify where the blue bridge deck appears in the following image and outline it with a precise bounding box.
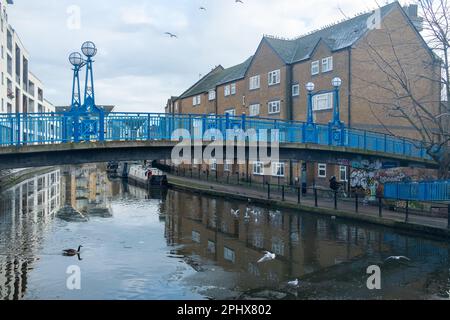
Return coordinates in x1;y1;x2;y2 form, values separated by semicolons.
0;112;432;161
1;112;447;202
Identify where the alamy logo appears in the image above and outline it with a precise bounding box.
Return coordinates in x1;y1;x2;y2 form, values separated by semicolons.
367;8;382;30
67;5;81;30
171;128;280;166
366;265;381;290
66;265;81;290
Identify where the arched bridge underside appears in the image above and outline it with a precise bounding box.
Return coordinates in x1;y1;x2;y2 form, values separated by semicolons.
0;140;437;170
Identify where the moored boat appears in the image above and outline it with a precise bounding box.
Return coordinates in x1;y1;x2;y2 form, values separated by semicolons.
127;164;168;188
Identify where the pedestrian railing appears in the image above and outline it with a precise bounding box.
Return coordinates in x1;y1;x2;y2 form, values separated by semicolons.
161;165;450;229
384;180;450;202
0;112;432;161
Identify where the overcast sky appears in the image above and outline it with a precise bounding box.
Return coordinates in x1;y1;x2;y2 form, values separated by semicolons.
8;0;389;112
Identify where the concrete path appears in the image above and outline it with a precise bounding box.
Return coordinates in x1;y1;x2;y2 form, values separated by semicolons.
167;174;450;239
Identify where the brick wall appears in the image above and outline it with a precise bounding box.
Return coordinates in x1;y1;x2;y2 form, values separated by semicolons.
351;7;441;139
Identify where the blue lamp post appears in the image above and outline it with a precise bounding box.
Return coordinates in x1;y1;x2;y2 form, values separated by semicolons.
80;41;105;141
303;82;318;143
328;77;345;145
69;52;84;112
67;52;85;142
81;41;99;113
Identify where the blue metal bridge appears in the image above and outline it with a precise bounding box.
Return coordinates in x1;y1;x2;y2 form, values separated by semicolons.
0;111;434;162
0;41;446;202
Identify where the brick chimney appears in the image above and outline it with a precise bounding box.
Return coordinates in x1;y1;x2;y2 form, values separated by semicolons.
403;4;424;32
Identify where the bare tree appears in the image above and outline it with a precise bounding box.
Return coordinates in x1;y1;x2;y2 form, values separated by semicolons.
353;1;449;178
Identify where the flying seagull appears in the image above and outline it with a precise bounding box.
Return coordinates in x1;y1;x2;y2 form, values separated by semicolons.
199;6;207;10
235;0;244;3
288;279;299;287
385;256;411;262
164;32;178;38
257;251;276;263
231;209;240;217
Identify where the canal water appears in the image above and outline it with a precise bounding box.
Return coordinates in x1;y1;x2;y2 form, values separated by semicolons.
0;164;449;300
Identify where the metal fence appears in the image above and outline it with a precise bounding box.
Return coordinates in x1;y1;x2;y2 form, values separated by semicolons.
384;180;450;202
0;112;432;161
160;164;450;227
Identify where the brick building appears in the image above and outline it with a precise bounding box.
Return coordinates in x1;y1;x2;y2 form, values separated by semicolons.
167;2;441;189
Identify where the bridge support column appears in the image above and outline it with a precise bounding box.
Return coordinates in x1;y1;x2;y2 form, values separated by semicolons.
447;204;450;229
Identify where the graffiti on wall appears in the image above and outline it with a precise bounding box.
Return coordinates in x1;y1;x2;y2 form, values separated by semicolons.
349;161;437;202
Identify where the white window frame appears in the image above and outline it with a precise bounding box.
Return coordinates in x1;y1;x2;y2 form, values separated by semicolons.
318;163;327;178
271;236;285;256
210;159;217;171
230;83;236;95
224;247;236;263
322;56;333;73
292;84;300;97
339;166;348;182
208;89;216;101
192;231;201;243
311;60;320;75
268;100;281;114
313;92;333;111
253;161;264;175
192;95;201;106
225;108;236;116
268;69;281;86
249;75;260;90
272;162;285;177
224;85;231;97
249;103;260;117
224;160;233;172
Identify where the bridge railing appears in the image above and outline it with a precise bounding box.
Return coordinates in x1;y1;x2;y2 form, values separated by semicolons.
0;112;433;161
384;180;450;201
0;112;64;146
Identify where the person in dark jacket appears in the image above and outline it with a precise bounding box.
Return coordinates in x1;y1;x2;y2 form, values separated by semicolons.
329;176;341;191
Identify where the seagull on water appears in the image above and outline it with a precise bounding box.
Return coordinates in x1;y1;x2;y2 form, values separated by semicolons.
385;256;411;262
288;279;299;287
257;251;276;263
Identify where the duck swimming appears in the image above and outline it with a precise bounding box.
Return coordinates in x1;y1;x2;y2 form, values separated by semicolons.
63;245;83;256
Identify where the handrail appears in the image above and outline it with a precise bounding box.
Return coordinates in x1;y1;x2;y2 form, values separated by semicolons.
0;112;434;161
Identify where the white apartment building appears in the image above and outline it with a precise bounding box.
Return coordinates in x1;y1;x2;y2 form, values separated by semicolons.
0;0;54;114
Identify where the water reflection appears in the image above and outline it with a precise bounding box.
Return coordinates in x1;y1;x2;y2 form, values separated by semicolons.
60;164;113;219
0;169;61;300
0;164;117;300
164;191;450;299
0;165;449;300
